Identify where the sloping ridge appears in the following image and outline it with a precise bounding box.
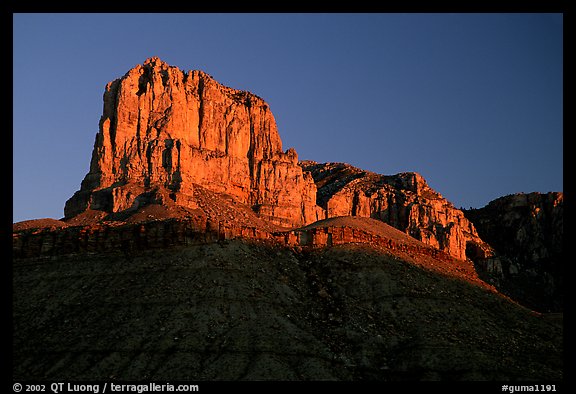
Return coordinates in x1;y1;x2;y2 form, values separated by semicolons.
294;216;495;292
298;216;424;245
12;218;69;232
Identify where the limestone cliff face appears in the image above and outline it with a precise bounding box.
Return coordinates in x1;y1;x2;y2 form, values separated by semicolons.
300;161;488;260
464;192;563;312
64;57;322;227
62;57;495;262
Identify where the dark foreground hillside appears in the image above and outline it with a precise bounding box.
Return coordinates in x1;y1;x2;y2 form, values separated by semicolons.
13;239;562;381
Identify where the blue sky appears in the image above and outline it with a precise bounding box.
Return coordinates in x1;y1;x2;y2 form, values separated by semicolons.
13;13;563;222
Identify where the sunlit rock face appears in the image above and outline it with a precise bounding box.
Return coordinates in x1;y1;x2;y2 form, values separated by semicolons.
64;57;323;227
300;161;490;260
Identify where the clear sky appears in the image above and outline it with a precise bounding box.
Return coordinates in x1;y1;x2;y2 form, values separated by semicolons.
13;13;563;223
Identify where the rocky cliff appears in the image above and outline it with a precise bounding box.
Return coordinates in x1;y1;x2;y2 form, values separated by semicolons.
464;192;563;312
64;57;322;228
300;161;490;261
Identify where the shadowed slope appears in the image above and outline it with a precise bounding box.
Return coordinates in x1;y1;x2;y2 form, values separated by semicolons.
13;239;561;381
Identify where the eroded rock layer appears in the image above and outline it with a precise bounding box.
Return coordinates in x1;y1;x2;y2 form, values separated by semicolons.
300;161;490;260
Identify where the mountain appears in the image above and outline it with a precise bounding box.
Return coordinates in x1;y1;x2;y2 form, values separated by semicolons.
61;57;492;263
464;192;563;312
12;58;563;381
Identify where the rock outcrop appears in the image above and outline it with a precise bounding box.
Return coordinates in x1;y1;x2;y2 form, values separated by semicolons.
300;161;489;260
64;57;322;228
464;192;563;312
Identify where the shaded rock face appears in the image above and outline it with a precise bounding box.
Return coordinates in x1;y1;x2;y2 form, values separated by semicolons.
300;161;488;260
464;192;563;312
64;57;322;227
